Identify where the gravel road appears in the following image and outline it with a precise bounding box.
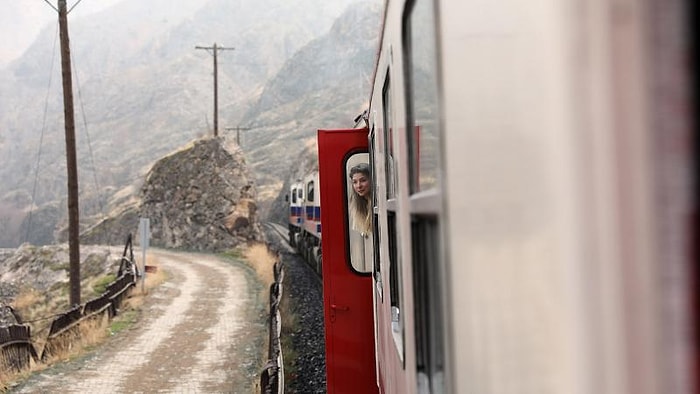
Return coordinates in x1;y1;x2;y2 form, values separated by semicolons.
10;249;267;393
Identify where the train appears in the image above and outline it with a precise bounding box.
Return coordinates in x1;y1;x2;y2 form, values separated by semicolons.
287;172;323;275
289;0;697;393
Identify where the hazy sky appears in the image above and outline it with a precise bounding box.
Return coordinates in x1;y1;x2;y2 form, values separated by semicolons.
0;0;123;66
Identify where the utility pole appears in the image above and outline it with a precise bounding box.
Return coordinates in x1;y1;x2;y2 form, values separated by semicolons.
195;43;234;137
58;0;80;306
225;126;251;146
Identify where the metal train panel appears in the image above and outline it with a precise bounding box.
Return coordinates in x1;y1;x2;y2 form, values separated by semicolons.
292;0;697;393
325;0;697;393
317;128;377;394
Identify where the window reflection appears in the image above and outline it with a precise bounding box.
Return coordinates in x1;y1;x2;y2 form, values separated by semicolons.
405;0;440;192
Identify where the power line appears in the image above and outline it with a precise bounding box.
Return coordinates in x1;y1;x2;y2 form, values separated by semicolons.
72;43;110;250
25;21;60;245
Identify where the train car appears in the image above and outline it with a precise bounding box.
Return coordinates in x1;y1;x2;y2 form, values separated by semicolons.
286;172;325;276
317;0;697;393
287;179;304;247
298;171;322;274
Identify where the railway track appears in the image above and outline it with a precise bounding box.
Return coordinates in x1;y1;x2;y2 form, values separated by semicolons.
263;222;296;254
261;222;326;392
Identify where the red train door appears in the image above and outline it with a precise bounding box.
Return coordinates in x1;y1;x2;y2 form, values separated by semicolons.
318;128;378;394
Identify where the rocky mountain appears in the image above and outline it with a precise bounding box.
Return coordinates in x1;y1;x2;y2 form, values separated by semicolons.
242;1;382;216
0;0;123;67
0;0;376;247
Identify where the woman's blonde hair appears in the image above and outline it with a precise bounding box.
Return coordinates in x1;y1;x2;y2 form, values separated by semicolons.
349;163;372;234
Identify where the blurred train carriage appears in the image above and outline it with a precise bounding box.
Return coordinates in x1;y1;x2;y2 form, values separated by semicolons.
287;179;304;248
305;0;698;393
288;172;323;275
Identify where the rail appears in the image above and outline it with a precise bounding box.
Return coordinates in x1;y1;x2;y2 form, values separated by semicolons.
0;234;139;371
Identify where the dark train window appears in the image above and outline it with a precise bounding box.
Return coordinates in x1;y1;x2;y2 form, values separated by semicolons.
387;211;404;361
382;69;404;361
404;0;440;193
291;188;298;204
388;212;398;305
307;181;315;202
383;74;397;199
411;215;443;393
297;187;304;200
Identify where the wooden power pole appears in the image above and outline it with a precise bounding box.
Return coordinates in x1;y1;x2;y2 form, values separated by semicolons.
224;126;251;146
195;43;234;137
58;0;81;306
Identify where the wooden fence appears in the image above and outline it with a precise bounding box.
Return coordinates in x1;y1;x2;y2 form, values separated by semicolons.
1;235;138;372
260;260;284;394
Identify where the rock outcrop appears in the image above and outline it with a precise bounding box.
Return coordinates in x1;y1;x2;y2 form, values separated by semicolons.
82;136;263;251
140;137;263;250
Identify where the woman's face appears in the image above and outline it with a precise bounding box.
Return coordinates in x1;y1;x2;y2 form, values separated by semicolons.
352;173;370;197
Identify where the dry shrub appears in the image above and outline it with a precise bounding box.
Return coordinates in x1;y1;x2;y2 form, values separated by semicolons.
10;289;55;345
142;254;166;290
126;254;166;308
79;313;110;346
11;289;42;311
243;243;277;287
1;350;37;392
1;351;16;390
42;313;110;364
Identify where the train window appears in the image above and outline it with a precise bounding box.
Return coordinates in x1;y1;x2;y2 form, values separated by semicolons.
291;187;298;204
345;153;373;273
297;187;303;201
404;0;440;193
307;181;315;202
387;210;404;360
382;70;405;359
369;130;384;301
404;0;444;390
411;214;443;393
382;74;397;199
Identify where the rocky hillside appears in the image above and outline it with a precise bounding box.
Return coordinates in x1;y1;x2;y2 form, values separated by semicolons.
0;244;120;326
0;0;365;247
81;136;263;251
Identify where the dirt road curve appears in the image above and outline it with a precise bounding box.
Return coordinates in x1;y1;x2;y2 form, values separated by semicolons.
12;249;266;394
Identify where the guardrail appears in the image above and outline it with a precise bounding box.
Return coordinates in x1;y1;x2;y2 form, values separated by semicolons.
0;324;37;372
260;259;284;394
1;234;139;372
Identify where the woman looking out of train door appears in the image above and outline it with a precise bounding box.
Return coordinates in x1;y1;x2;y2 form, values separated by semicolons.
349;163;372;236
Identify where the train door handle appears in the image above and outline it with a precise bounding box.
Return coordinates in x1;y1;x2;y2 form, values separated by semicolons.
330;304;349;323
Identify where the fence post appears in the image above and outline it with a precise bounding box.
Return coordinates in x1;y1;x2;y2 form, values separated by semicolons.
139;218;150;294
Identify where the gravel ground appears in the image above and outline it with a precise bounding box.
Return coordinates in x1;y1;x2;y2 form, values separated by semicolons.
264;224;326;394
